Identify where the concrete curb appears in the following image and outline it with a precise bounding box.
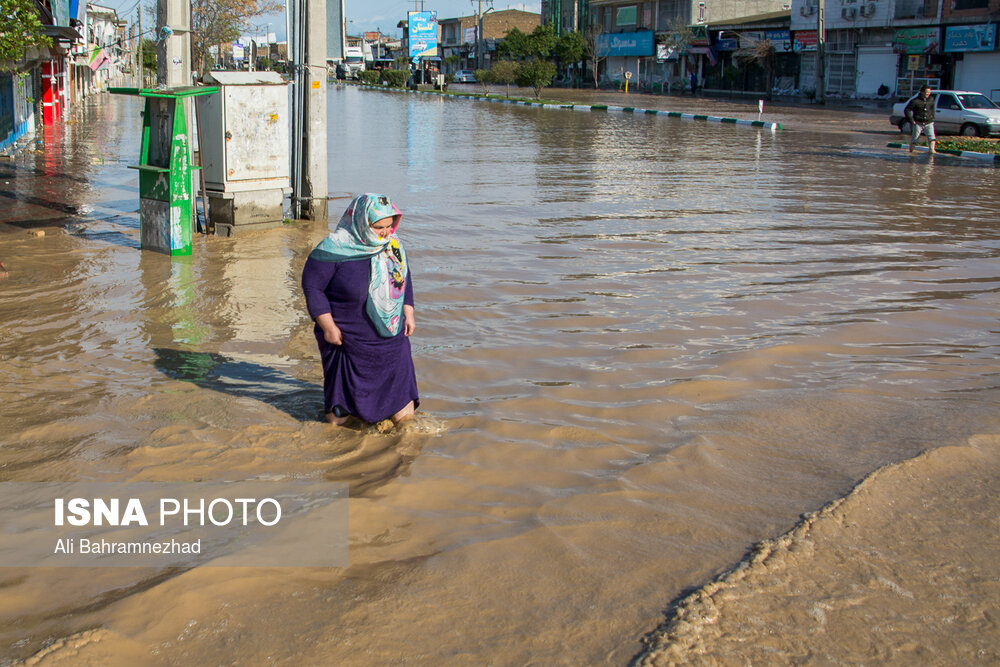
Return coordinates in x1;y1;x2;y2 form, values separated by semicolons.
887;142;1000;164
350;82;782;131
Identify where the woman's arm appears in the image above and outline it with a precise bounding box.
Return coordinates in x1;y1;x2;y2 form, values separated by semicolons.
403;270;415;336
315;312;343;345
302;258;343;345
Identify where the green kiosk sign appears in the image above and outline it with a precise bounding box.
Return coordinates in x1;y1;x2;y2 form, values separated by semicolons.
110;86;218;256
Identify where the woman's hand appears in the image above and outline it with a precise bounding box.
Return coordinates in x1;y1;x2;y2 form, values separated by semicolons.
316;313;343;345
403;304;416;337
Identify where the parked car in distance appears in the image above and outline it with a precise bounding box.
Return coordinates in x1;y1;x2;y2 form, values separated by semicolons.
453;69;477;83
890;90;1000;137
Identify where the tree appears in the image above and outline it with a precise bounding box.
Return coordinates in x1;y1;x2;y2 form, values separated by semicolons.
489;59;517;97
583;25;609;89
514;58;556;100
554;30;585;87
0;0;51;71
473;68;491;95
662;17;694;57
496;27;530;60
734;37;776;99
526;24;557;59
498;24;557;62
140;38;158;72
188;0;281;75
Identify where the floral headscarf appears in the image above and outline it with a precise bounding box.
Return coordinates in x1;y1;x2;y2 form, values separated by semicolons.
308;194;407;337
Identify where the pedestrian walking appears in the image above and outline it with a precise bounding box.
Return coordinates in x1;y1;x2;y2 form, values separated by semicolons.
301;194;419;427
689;71;698;96
906;85;936;154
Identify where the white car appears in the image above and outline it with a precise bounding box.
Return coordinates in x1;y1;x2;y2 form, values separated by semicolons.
890;90;1000;137
453;69;477;83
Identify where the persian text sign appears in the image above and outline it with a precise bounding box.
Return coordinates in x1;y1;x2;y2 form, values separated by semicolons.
793;30;817;52
0;482;348;567
944;24;996;53
765;30;793;53
596;30;654;57
408;11;438;57
894;27;940;54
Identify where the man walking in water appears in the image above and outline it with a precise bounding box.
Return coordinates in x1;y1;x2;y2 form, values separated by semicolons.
906;85;936;154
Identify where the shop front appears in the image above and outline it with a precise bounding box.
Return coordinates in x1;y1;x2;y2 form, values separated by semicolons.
596;30;655;88
946;23;999;100
893;27;943;97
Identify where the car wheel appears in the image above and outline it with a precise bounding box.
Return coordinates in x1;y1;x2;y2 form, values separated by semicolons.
960;123;981;137
898;120;912;134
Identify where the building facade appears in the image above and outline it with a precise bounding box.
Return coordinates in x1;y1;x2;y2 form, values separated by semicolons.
536;0;998;99
438;9;541;72
542;0;591;33
792;0;1000;99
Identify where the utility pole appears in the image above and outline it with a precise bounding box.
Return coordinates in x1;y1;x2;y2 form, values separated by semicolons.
476;0;493;70
289;0;328;220
137;6;142;87
816;0;826;104
157;0;191;89
156;0;196;231
303;0;327;219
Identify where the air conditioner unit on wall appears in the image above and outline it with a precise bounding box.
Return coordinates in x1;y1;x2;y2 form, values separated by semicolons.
859;2;877;17
842;6;858;19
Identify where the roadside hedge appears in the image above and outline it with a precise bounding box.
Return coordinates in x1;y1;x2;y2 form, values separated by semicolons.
381;70;409;88
936;137;1000;155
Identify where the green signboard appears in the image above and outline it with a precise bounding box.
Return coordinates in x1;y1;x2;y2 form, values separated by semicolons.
893;27;940;54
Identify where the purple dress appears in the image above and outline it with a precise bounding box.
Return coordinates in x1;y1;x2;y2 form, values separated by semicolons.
302;257;418;423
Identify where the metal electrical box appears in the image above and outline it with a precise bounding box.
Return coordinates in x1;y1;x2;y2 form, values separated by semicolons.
197;71;290;236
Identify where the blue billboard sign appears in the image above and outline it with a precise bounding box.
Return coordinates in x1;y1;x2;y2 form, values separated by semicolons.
943;24;996;53
596;30;654;57
408;11;438;57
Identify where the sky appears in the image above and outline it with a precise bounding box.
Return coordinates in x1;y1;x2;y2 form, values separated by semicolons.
248;0;541;42
106;0;541;45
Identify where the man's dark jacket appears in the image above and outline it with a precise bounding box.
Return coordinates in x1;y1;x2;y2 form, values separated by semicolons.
906;95;935;124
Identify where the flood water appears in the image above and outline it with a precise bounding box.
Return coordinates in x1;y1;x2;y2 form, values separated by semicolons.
1;86;999;664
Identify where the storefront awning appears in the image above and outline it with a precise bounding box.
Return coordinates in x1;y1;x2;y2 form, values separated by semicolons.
708;9;791;30
42;25;82;46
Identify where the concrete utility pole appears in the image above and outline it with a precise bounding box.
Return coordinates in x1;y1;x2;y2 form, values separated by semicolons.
476;0;493;70
303;0;327;220
136;6;142;87
290;0;328;220
156;0;191;89
816;0;826;104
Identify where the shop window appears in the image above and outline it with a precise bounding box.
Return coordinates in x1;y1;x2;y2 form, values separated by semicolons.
616;5;637;28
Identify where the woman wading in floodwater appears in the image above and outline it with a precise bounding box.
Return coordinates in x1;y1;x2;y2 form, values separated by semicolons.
301;194;418;426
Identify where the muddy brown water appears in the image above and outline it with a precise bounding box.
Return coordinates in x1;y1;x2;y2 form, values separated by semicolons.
1;86;998;665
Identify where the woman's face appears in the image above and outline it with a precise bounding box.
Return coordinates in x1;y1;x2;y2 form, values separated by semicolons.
370;216;396;239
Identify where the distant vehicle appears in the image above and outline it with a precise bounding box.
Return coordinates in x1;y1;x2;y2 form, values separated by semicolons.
890;90;1000;137
453;69;476;83
343;42;371;79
